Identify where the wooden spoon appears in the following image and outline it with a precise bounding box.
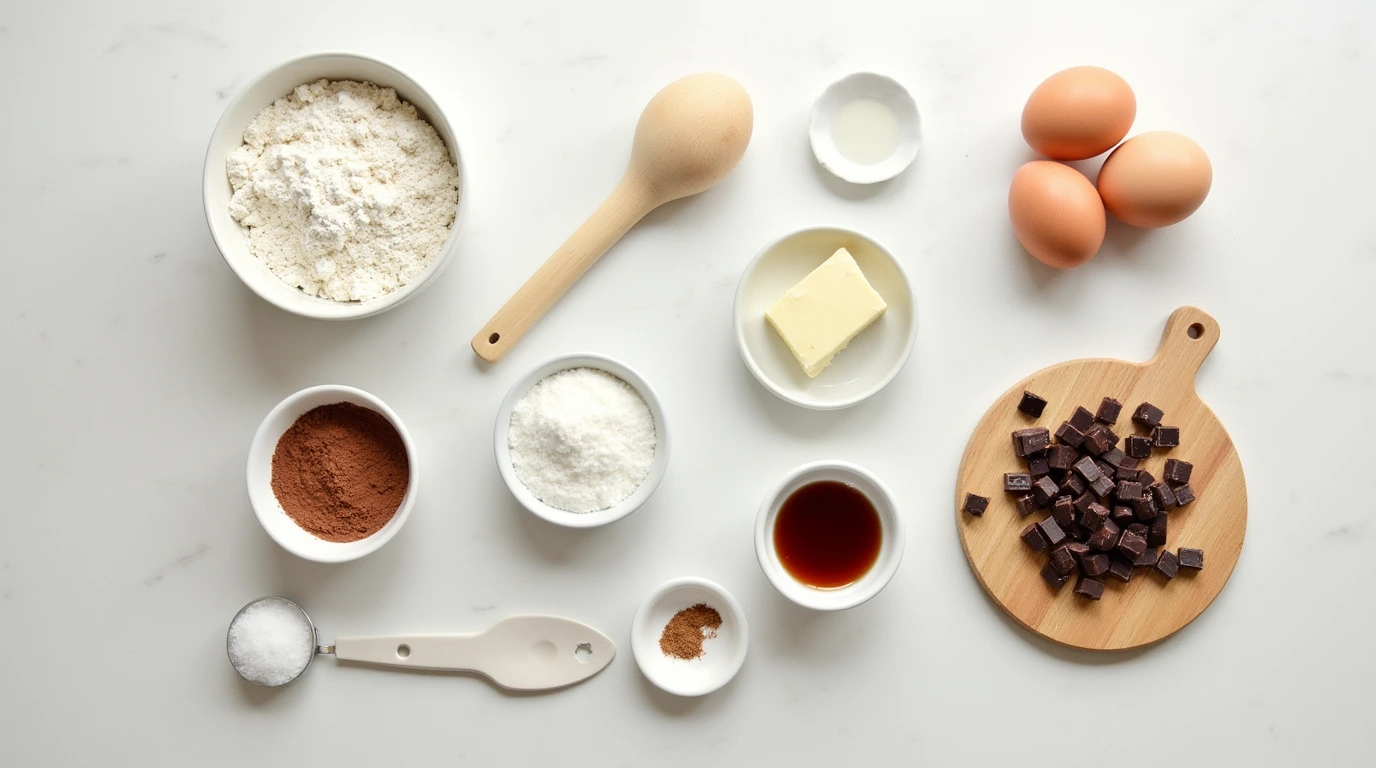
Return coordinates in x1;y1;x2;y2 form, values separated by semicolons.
472;73;753;362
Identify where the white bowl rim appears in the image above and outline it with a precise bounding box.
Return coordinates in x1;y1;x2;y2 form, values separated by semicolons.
733;225;918;411
754;460;905;611
630;576;749;697
202;50;465;320
247;384;419;562
809;71;922;184
493;353;670;529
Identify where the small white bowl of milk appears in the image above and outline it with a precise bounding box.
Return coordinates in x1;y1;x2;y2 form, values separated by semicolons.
809;73;922;184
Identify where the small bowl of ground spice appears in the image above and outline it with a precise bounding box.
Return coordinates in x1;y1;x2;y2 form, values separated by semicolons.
631;577;748;697
494;354;670;528
247;385;417;562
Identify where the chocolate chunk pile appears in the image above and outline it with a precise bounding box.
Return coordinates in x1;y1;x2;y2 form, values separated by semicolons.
962;393;1206;602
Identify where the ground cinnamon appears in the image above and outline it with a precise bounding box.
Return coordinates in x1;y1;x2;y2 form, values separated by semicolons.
270;402;409;542
658;603;723;660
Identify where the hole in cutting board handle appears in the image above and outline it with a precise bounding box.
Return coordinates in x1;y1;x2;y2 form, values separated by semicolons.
396;644;411;659
1187;323;1204;340
574;643;592;663
488;332;500;345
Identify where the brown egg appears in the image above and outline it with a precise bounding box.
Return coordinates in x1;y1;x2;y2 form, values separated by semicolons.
1009;161;1106;269
1096;131;1212;228
1021;66;1136;161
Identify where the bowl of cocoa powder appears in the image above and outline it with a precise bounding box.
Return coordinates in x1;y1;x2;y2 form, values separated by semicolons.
247;385;417;562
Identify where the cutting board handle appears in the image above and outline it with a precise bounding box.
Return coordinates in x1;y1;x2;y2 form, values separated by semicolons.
1149;306;1219;386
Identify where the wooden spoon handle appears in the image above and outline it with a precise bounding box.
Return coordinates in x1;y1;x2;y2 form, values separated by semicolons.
472;177;659;363
1148;306;1220;387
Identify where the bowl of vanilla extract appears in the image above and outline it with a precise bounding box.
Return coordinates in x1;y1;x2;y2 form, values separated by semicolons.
754;460;905;611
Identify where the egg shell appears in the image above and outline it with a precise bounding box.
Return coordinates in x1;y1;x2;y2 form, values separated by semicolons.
1097;131;1212;228
1009;161;1106;269
1021;66;1136;161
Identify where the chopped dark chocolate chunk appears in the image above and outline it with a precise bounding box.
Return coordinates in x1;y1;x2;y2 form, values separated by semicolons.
1125;435;1152;459
1089;519;1121;552
1069;406;1095;432
1090;474;1116;499
1154;549;1179;579
1096;397;1123;424
1148;513;1168;546
1111;505;1135;527
1074;491;1096;514
1116;529;1148;560
1052;496;1076;528
1016;495;1037;517
1134;546;1159;567
1018;390;1049;418
1028;455;1050;478
1178;548;1204;570
1012;427;1051;457
1066;542;1092;561
1083;427;1113;455
1054;422;1085;448
1137;470;1156;487
1126;522;1148;539
1062;473;1087;497
1081;554;1112;578
1069;523;1091;542
1005;472;1033;492
1102;447;1127;468
962;493;989;516
1116;480;1142;501
1021;521;1050;552
1162;459;1193;485
1081;502;1109;531
1050;545;1077;575
1152;426;1180;448
1173;483;1196;507
1132;493;1157;522
1047;445;1076;472
1116;453;1139;473
1032;476;1060;506
1042;560;1072;590
1107;558;1134;583
1094;458;1117;478
1132;402;1165;428
1073;456;1103;484
1074;575;1105;600
1038;517;1067;547
1150;482;1176;509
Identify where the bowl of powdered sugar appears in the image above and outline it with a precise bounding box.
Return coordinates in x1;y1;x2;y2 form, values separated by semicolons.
495;354;670;528
204;52;463;319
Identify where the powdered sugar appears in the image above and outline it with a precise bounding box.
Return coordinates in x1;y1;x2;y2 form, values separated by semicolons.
508;368;658;513
226;79;459;302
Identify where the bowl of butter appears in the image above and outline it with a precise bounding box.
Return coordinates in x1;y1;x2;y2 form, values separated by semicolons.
734;226;916;410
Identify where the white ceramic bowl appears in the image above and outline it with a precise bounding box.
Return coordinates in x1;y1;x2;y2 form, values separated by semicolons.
755;461;905;611
631;577;748;697
494;354;670;529
203;52;464;319
734;226;917;410
809;72;922;184
247;385;418;562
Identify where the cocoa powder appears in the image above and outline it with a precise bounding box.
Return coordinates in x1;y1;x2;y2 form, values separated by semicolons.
658;603;723;660
270;402;410;543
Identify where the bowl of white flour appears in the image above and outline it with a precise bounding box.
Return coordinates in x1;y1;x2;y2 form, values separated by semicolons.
204;52;463;319
494;354;671;528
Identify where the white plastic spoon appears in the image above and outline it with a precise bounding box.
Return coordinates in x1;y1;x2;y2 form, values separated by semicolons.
227;597;615;691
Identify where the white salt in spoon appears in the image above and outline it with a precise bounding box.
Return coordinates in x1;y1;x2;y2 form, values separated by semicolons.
226;597;615;691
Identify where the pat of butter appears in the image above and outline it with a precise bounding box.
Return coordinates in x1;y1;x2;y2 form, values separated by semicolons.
765;247;887;378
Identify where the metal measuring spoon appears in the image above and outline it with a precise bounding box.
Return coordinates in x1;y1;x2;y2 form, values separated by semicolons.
227;597;616;691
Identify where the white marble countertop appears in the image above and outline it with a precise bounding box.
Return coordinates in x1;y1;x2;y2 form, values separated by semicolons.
2;1;1373;765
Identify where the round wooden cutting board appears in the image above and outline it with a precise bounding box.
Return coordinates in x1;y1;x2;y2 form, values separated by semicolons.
955;306;1247;651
